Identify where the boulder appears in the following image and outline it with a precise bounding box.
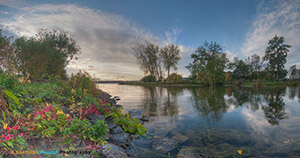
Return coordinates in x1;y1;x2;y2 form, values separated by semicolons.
109;132;131;148
128;109;144;120
110;126;123;134
98;143;128;158
152;136;178;153
88;114;105;125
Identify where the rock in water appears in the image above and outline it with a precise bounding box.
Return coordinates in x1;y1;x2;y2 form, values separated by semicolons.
98;143;128;158
152;137;178;153
171;132;189;144
128;109;144;120
176;147;201;158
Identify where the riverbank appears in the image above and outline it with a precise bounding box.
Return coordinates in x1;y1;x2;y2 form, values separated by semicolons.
119;80;300;87
0;72;147;157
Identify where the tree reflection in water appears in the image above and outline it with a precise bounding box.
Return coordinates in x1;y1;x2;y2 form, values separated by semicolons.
189;86;289;125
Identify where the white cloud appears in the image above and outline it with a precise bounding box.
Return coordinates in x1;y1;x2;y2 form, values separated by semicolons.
242;0;300;68
1;4;171;80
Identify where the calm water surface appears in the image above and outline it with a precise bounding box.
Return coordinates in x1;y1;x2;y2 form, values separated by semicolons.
97;84;300;158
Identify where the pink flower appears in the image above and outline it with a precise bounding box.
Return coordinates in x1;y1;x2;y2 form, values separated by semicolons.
12;125;18;131
67;116;71;120
45;105;52;112
19;133;23;137
1;135;5;138
5;134;12;141
73;135;77;138
7;127;11;132
30;146;33;149
91;155;94;158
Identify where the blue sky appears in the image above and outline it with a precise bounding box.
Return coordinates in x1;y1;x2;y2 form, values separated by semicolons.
0;0;299;80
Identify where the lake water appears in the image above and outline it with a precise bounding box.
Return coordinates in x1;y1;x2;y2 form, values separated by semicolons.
97;84;300;158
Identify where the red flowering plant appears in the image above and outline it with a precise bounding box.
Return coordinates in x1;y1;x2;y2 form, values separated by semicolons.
32;103;72;138
0;123;27;151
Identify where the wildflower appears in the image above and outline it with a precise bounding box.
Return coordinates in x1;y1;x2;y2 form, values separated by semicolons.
12;125;18;131
27;114;31;119
56;110;64;115
67;116;71;120
5;134;12;141
7;127;11;132
19;133;23;137
2;122;8;130
1;135;5;138
45;105;52;112
73;135;77;138
30;146;33;149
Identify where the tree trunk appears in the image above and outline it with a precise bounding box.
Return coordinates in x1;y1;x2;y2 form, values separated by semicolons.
167;67;170;78
276;64;279;80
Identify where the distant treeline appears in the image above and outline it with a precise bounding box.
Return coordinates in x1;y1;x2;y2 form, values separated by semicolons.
133;35;297;85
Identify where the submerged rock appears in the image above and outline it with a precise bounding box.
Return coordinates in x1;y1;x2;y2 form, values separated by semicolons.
128;109;144;120
176;147;202;158
109;132;131;148
98;143;128;158
171;132;189;144
152;136;178;153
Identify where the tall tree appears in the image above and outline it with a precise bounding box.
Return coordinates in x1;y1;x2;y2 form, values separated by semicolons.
263;35;291;80
159;44;181;77
133;41;161;79
250;54;262;79
186;41;228;85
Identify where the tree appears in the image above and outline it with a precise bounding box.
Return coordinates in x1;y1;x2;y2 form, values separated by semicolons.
289;65;297;76
133;41;161;80
5;29;80;79
159;44;181;77
263;35;291;80
35;29;80;64
229;57;251;80
186;41;228;85
250;54;262;79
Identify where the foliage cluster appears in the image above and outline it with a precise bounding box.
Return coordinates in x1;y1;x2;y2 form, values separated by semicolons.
166;73;183;83
0;71;147;156
141;75;156;82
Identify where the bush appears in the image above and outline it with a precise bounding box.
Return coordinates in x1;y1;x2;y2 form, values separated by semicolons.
166;73;182;83
196;71;213;86
141;75;156;82
68;71;97;95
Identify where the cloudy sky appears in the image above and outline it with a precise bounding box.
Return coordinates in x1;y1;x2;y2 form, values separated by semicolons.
0;0;299;80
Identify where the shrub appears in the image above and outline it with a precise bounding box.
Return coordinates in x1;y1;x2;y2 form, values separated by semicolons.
141;75;156;82
196;71;213;86
68;71;97;95
166;73;182;83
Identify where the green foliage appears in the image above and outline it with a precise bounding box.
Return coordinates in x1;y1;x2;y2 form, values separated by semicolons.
69;118;108;142
166;73;183;83
69;71;97;95
186;41;228;85
141;75;156;82
263;35;291;80
0;72;17;89
196;71;213;86
114;114;147;136
229;58;251;80
159;44;181;77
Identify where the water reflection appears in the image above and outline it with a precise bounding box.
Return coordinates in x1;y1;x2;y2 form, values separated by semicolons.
97;84;300;157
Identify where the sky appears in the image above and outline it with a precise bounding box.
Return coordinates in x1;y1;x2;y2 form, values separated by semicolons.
0;0;299;80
